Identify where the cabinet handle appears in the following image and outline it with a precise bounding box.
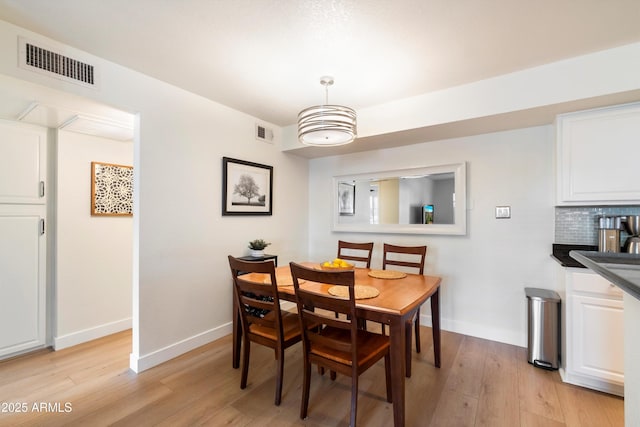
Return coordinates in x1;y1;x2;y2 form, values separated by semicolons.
39;181;45;197
40;219;45;235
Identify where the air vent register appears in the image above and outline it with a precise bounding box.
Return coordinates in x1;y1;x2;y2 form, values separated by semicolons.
19;37;97;88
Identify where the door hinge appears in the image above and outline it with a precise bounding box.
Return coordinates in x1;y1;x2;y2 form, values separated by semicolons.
39;181;45;197
40;218;45;235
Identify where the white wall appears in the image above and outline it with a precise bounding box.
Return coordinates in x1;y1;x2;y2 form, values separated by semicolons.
0;20;309;371
55;130;133;349
309;125;556;346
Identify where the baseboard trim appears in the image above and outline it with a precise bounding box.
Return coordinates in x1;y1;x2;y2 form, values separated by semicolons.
560;367;624;397
129;322;232;373
419;313;526;348
128;312;523;374
54;317;132;350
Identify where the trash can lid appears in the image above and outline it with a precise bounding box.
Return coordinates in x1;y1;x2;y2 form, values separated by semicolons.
525;287;560;302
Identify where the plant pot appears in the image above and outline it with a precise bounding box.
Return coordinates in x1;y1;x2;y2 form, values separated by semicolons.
249;249;265;258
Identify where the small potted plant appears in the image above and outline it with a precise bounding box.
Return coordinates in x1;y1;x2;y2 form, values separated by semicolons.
248;239;271;257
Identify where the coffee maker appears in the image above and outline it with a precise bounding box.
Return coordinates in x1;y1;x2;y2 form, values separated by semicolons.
623;215;640;254
598;216;621;253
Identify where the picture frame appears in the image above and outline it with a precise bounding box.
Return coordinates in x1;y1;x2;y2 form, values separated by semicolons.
91;161;133;216
222;157;273;216
338;182;355;216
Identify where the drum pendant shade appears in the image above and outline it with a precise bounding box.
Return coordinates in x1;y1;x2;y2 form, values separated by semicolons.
298;77;357;146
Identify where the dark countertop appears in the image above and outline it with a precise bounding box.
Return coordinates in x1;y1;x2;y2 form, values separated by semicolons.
570;250;640;301
551;244;598;268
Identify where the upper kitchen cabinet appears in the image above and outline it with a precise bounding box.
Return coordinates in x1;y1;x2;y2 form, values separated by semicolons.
0;120;47;205
556;102;640;205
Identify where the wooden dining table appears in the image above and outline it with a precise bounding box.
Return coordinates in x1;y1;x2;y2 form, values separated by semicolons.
232;262;442;427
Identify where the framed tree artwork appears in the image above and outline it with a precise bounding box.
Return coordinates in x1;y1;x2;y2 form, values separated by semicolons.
91;161;133;216
222;157;273;216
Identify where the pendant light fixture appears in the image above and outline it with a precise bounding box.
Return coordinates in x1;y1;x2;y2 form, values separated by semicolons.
297;76;357;146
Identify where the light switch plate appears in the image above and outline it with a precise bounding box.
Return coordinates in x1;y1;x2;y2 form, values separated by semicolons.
496;206;511;219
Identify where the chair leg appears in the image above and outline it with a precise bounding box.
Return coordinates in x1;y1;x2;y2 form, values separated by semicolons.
240;338;250;389
350;375;358;427
274;346;284;406
405;322;412;378
300;360;311;420
384;353;393;403
330;370;337;381
415;308;421;353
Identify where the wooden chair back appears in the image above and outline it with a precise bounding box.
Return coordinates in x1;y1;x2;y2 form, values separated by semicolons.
337;240;374;268
228;256;283;342
382;243;427;274
228;255;303;405
289;262;358;370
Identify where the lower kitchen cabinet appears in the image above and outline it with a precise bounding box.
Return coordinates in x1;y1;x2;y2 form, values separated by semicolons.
559;267;624;396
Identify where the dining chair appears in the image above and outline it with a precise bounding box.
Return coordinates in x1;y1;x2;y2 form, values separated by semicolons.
382;243;427;377
289;262;392;427
228;255;302;406
337;240;374;268
336;240;375;327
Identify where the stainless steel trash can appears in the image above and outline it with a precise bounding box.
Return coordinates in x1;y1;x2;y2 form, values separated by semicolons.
525;287;560;370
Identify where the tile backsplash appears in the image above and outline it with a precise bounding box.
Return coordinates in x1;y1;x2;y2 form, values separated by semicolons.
555;206;640;245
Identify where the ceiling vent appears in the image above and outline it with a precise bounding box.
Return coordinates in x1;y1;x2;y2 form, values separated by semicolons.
18;37;97;88
255;123;274;143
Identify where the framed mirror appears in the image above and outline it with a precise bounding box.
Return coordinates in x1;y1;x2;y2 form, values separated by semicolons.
332;162;467;235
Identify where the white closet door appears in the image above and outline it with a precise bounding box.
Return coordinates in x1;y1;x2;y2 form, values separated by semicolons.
0;205;46;357
0;120;47;204
0;120;47;359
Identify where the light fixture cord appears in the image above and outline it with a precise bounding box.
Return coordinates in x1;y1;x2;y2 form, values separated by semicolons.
324;83;329;106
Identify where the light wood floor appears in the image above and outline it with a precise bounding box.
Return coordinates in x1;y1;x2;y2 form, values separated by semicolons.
0;327;623;427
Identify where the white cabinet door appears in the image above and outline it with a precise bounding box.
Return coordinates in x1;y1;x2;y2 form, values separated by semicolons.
556;102;640;204
0;120;47;205
561;268;625;396
0;120;48;359
570;294;624;385
0;205;47;358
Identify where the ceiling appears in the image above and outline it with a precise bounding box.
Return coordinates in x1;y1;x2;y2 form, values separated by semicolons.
0;0;639;149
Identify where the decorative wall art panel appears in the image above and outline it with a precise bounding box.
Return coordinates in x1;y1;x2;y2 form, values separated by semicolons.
91;161;133;216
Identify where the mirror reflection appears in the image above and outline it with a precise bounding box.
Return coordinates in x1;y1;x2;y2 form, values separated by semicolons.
338;172;454;225
333;162;466;235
